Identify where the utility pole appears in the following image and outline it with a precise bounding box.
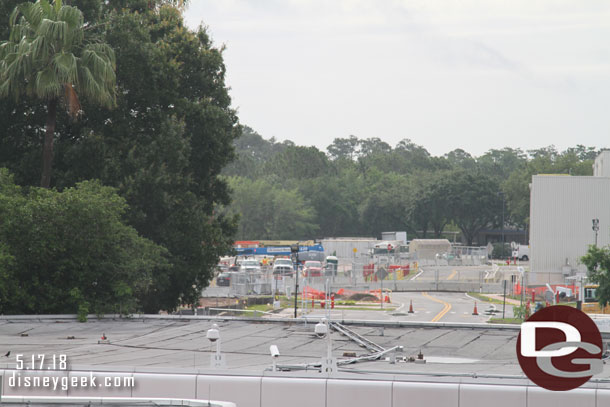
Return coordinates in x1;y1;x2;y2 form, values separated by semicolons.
435;253;440;291
593;218;600;247
498;191;505;258
502;280;507;319
501;194;505;252
292;243;300;318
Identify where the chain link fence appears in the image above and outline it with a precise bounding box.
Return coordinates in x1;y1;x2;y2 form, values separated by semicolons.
205;247;503;298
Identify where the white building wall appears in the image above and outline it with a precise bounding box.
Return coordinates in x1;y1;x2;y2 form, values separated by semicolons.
529;175;610;284
594;150;610;177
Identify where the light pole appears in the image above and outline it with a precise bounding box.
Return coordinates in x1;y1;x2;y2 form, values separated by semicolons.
192;284;198;315
498;191;505;258
292;243;300;318
434;253;440;291
592;218;600;247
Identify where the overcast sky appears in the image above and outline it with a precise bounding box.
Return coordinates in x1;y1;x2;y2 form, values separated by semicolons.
184;0;610;157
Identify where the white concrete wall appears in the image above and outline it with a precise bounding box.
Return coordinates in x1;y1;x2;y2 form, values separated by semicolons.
529;175;610;285
593;150;610;177
2;369;609;407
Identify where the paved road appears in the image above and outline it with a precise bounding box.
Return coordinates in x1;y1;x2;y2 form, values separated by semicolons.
285;291;514;323
390;291;514;322
203;264;521;322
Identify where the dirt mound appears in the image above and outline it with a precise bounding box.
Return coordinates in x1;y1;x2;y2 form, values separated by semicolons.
347;293;379;302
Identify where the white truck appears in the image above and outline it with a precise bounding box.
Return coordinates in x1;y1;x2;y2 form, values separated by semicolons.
511;244;529;261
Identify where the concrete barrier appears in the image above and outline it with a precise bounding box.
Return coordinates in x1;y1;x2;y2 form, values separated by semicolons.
1;368;606;407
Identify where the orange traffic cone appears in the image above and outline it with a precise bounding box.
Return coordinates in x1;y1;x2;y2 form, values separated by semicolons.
408;300;414;313
472;302;479;316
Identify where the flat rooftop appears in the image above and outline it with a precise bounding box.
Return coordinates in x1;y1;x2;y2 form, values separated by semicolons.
0;315;522;377
0;315;608;382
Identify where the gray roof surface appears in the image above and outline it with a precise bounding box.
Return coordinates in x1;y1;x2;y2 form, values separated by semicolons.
0;316;605;381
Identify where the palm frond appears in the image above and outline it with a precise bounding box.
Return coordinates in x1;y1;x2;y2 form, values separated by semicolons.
87;43;116;66
0;79;10;99
77;64;101;98
5;52;31;83
59;7;84;48
81;46;115;85
0;42;18;60
52;52;78;84
9;3;29;28
9;21;31;43
30;35;50;61
39;0;53;20
76;60;114;109
58;5;83;29
35;67;62;99
38;19;67;45
2;0;116;110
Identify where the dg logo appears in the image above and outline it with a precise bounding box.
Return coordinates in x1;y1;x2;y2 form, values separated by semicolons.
516;305;603;391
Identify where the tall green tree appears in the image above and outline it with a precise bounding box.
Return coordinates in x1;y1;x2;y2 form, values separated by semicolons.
445;148;477;171
0;2;239;312
582;245;610;308
0;168;169;315
262;145;330;181
299;170;363;238
0;0;116;187
62;5;238;311
406;171;454;238
358;171;411;237
225;176;317;240
478;148;527;182
223;126;288;178
327;135;359;160
449;170;502;245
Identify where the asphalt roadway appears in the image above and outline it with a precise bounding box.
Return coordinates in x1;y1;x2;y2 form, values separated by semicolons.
213;263;521;322
278;291;514;323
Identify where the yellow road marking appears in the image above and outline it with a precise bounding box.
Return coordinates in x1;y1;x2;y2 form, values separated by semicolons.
447;269;457;280
422;292;452;322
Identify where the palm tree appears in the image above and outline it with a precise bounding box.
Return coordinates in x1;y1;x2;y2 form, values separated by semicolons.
0;0;115;188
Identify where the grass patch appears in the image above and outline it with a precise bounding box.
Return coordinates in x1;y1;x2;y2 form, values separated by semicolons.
308;306;397;311
404;271;420;280
489;317;523;324
245;304;273;312
336;300;356;306
467;292;507;305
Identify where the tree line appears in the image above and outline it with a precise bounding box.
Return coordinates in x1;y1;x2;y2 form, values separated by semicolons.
224;128;597;245
0;0;238;316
